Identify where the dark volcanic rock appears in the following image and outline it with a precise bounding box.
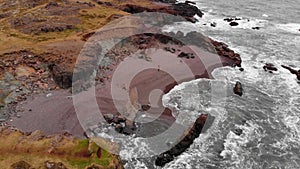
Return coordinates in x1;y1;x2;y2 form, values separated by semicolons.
93;0;111;6
164;47;176;53
210;39;242;67
185;0;196;5
103;113;137;135
263;63;278;72
48;64;72;89
117;115;127;123
115;124;123;133
252;27;260;30
153;0;177;3
82;31;95;41
178;52;195;59
155;114;208;167
171;3;203;18
230;21;239;26
234;81;243;96
103;113;114;123
210;22;217;27
123;120;137;135
186;17;198;23
282;65;300;80
121;4;151;13
141;104;151;111
224;18;235;22
120;1;203;23
224;17;242;22
233;128;243;136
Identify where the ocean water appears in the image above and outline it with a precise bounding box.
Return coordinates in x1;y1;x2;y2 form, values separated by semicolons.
159;0;300;169
124;0;300;168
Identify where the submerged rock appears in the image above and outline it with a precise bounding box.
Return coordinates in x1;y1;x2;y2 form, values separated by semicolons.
224;17;242;22
224;18;235;22
233;128;243;136
210;22;217;27
230;21;239;26
234;81;243;96
252;27;261;30
263;63;278;72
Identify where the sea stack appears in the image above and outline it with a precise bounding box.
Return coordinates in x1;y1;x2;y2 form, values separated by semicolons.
234;81;243;96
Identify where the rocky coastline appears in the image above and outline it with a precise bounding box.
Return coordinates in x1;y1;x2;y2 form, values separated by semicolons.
0;0;243;168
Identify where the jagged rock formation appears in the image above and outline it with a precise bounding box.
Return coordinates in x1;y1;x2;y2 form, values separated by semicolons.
234;81;243;96
155;114;208;167
282;65;300;80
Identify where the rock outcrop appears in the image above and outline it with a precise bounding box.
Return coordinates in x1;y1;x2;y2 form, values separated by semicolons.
234;81;243;96
48;64;73;89
103;113;137;135
155;114;208;167
229;21;239;26
210;39;242;67
263;63;278;72
120;0;203;23
282;65;300;80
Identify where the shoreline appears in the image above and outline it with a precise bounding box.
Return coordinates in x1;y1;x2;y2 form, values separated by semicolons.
8;31;242;136
1;0;243;168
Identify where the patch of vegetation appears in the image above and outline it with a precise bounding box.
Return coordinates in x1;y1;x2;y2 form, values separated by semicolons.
0;128;122;169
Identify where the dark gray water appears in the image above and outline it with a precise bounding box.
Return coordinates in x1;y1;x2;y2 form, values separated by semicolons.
156;0;300;169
